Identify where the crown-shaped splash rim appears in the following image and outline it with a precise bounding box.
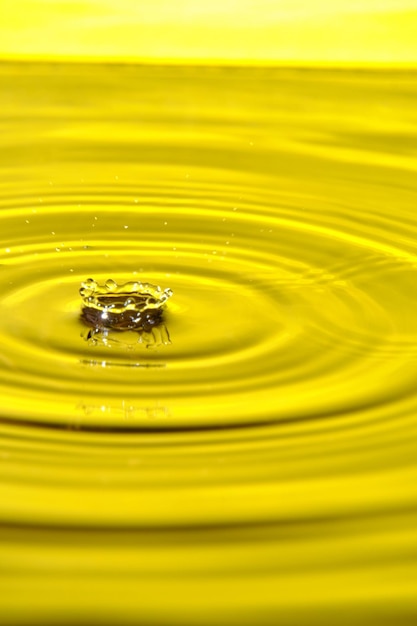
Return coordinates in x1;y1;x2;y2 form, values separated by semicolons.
80;278;173;315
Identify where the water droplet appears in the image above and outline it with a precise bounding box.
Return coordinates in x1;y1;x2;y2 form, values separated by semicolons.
105;279;117;291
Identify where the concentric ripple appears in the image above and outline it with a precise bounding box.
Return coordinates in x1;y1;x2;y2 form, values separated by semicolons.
2;63;417;625
1;182;417;431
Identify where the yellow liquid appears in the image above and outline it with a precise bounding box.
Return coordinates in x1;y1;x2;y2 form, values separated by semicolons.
1;62;417;625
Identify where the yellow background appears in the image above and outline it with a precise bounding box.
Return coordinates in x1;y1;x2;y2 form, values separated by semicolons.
1;0;417;65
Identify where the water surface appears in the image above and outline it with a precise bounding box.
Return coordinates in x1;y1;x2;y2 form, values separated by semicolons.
1;63;417;625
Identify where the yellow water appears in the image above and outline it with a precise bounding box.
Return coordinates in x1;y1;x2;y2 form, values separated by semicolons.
1;62;417;625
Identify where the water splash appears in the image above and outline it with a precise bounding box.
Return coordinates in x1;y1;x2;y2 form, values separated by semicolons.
80;277;172;345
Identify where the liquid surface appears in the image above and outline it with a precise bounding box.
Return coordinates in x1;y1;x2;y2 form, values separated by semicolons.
1;63;417;625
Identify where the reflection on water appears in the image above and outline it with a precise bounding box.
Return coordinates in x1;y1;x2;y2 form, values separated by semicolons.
81;323;171;350
1;62;417;625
